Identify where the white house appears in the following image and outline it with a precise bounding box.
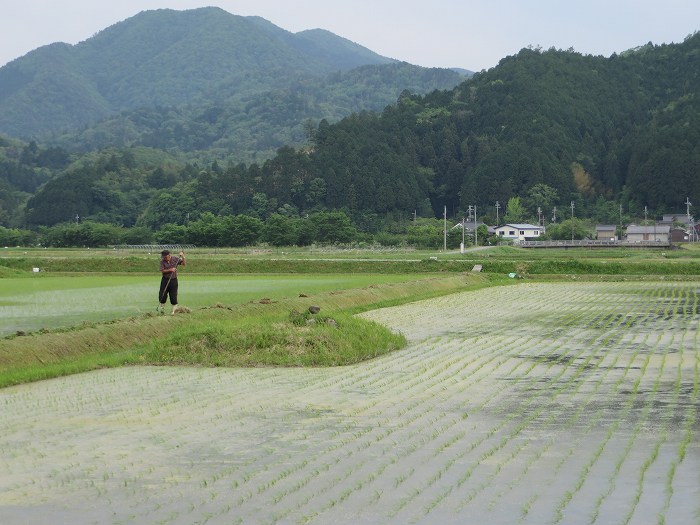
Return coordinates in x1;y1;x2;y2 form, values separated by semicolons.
494;223;544;242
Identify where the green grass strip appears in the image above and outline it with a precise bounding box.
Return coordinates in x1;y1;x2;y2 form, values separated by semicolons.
0;274;505;388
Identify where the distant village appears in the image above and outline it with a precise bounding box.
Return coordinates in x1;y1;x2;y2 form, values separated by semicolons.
460;213;697;249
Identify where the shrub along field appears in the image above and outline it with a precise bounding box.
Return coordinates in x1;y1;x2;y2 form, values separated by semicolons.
0;280;697;524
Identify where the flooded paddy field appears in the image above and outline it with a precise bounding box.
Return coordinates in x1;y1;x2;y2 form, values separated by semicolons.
1;281;698;524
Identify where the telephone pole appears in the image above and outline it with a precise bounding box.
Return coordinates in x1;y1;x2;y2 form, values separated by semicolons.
619;203;623;239
570;201;575;241
686;198;694;242
443;205;447;251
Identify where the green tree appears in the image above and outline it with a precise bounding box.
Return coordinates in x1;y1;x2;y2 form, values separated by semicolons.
503;196;526;223
544;218;591;240
221;214;263;246
139;184;196;230
0;226;37;246
156;223;188;244
262;214;299;246
406;220;443;249
309;211;357;243
523;184;559;217
186;212;225;246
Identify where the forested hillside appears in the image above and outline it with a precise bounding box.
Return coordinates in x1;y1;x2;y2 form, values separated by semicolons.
1;30;698;250
46;62;463;164
0;6;464;157
99;33;693;228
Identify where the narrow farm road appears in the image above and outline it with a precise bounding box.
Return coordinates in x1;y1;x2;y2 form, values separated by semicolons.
1;281;698;524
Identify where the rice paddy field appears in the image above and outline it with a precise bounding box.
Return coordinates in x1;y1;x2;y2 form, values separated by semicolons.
1;279;698;524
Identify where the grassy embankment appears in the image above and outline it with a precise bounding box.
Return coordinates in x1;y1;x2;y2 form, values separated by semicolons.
3;244;700;275
0;267;506;388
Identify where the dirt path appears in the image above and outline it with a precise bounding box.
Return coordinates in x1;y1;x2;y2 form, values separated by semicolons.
1;281;698;524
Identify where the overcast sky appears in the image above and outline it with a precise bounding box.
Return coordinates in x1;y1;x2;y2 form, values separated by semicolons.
2;0;699;71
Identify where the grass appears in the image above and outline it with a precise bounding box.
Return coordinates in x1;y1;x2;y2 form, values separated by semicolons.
137;311;406;367
0;273;431;336
0;273;502;388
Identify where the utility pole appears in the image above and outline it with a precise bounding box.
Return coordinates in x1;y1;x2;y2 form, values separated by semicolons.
644;206;649;241
443;205;447;251
473;205;478;246
467;205;473;246
552;206;557;223
619;203;623;240
686;198;694;242
537;207;542;227
495;201;500;226
461;215;465;253
570;201;575;241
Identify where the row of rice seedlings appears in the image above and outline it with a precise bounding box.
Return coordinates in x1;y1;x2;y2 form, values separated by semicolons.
451;324;612;517
280;294;564;522
655;321;693;524
619;332;676;524
456;283;667;521
280;334;519;522
494;316;638;519
416;282;616;509
586;294;679;523
544;294;660;523
653;295;699;524
213;328;498;520
398;294;608;521
585;339;656;523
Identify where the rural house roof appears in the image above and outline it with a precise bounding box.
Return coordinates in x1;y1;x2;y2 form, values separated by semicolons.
500;223;541;230
626;225;671;234
662;214;692;224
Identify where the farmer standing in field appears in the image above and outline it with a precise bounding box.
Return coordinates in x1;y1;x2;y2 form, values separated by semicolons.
158;249;186;315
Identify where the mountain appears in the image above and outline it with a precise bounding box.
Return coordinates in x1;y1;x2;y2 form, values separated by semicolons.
0;7;464;144
45;61;464;164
